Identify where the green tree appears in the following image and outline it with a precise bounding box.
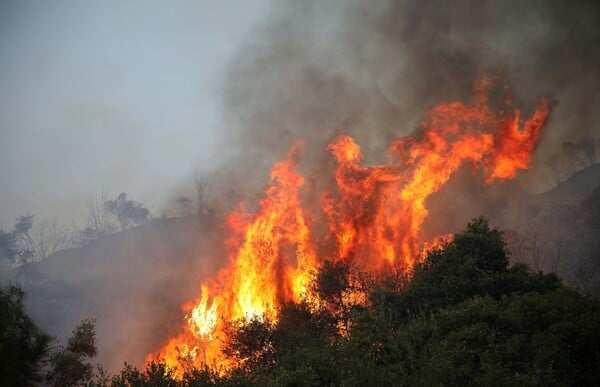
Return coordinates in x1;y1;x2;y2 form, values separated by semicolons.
111;361;178;387
266;302;339;386
0;285;52;386
0;217;35;269
0;230;19;270
338;218;599;386
46;319;98;386
383;217;561;321
395;289;600;386
222;317;276;374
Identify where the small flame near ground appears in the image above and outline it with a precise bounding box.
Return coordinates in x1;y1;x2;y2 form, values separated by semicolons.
148;77;550;376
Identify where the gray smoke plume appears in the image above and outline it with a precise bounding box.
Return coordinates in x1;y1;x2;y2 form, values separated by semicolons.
217;0;600;193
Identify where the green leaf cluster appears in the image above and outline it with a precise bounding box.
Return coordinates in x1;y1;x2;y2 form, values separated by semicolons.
0;285;52;386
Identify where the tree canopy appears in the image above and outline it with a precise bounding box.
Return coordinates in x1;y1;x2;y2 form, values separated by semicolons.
0;285;51;386
109;217;600;386
0;286;101;386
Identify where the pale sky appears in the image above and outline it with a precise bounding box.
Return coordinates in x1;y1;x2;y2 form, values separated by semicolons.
0;0;270;228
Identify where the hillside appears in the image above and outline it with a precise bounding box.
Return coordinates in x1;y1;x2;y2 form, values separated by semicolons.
536;162;600;205
0;215;225;372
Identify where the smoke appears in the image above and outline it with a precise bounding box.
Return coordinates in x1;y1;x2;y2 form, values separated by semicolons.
218;0;600;193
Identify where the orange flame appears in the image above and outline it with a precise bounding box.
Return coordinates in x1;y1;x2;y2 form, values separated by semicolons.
150;142;317;374
149;77;550;375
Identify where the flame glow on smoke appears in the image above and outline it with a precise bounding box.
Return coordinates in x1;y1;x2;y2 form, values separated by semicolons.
149;77;550;375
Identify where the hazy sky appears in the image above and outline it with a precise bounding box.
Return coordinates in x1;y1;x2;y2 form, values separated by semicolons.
0;0;270;228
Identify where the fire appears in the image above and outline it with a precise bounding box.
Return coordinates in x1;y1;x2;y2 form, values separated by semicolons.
149;77;550;375
150;142;317;374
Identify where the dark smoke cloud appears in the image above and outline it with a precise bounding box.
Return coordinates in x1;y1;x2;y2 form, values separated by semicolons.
218;0;600;192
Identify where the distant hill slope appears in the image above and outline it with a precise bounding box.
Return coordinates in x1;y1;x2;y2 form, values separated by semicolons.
501;163;600;293
536;162;600;205
0;215;225;373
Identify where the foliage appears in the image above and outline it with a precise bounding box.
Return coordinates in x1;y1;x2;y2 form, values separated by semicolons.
0;285;106;386
313;259;351;308
386;289;600;386
46;318;98;386
111;361;177;387
194;172;212;216
222;317;276;373
0;285;52;386
0;221;35;268
386;217;562;320
105;192;149;231
71;189;117;247
1;213;72;270
0;229;20;269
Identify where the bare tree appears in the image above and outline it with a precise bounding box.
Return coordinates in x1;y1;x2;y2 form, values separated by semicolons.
71;189;117;247
550;238;563;273
225;186;242;213
524;223;545;272
28;221;70;260
579;134;596;166
174;195;193;217
572;232;599;295
561;136;598;179
15;216;70;261
87;188;115;235
563;141;579;175
547;155;568;187
194;171;212;216
13;215;36;265
504;228;526;264
0;228;33;270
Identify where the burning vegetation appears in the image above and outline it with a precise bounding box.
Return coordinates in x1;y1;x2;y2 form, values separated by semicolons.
149;77;551;375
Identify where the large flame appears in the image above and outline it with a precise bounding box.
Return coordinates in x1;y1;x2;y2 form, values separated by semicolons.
149;77;549;375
